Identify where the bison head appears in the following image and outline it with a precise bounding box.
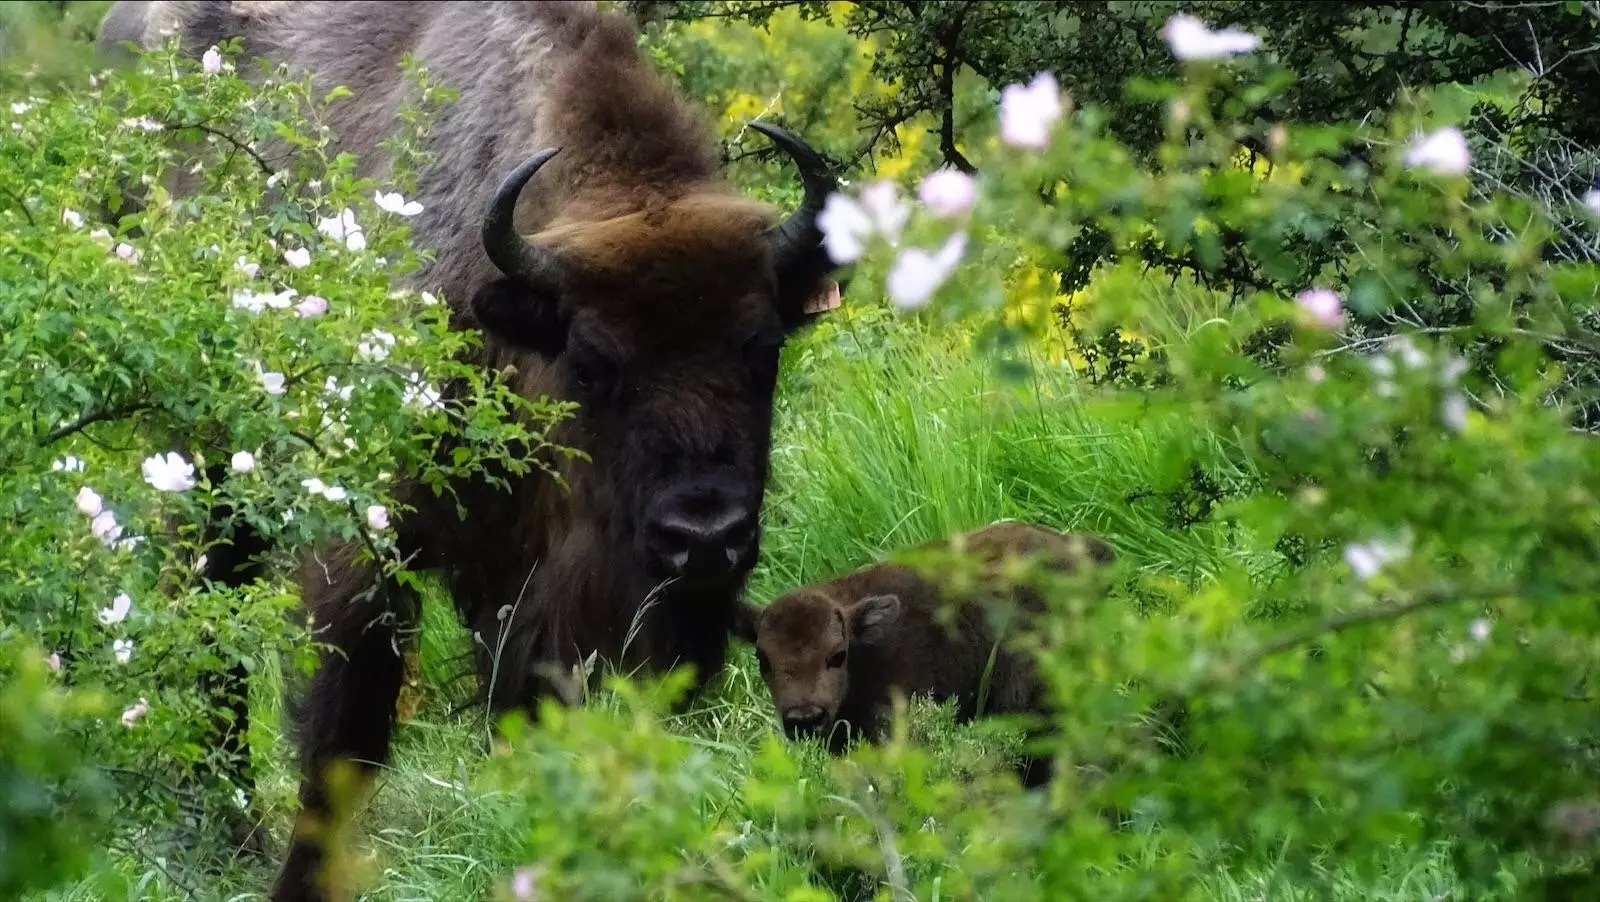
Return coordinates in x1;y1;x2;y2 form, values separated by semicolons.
737;588;900;740
470;124;837;592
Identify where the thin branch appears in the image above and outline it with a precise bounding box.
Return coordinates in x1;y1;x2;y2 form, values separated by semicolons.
166;120;274;175
42;401;154;445
0;185;37;226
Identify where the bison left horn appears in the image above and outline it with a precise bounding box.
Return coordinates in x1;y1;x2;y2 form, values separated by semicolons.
748;121;837;277
482;147;567;298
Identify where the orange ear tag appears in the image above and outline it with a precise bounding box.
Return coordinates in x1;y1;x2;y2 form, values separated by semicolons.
803;280;842;315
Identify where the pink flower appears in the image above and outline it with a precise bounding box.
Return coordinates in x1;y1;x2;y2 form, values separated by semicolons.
120;697;149;726
1403;128;1471;176
999;73;1063;150
46;652;61;672
202;46;222;75
295;295;328;317
75;486;104;517
1161;14;1261;60
366;505;390;531
1295;288;1344;329
91;510;122;546
918;169;977;218
886;232;968;309
511;867;542;901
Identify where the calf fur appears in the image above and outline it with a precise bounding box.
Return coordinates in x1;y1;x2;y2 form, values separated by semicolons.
736;522;1115;786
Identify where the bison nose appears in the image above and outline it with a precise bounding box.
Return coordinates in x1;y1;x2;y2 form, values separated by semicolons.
782;705;829;738
646;503;756;580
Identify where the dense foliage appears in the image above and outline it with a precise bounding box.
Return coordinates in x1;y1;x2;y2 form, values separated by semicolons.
3;2;1600;901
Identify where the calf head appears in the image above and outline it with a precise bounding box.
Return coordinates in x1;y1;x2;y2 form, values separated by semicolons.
736;588;901;738
471;125;838;593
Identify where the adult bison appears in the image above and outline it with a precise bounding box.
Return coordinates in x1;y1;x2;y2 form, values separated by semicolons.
98;2;841;899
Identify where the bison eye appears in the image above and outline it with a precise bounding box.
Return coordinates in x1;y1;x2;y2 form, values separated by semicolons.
756;650;772;677
566;341;617;398
826;650;846;669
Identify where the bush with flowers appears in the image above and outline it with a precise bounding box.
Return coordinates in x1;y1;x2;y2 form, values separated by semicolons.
1;39;569;887
5;8;1600;902
476;13;1600;902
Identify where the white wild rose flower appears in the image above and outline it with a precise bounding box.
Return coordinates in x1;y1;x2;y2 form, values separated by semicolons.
230;450;256;473
374;190;424;216
283;247;312;269
98;592;132;625
141;451;196;493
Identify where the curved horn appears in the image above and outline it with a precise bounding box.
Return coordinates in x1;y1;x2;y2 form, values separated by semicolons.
749;121;837;274
481;147;566;295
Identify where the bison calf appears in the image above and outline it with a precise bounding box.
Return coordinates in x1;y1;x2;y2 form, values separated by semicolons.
736;522;1115;786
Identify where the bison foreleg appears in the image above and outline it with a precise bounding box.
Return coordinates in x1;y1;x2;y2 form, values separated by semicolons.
194;463;273;855
272;542;420;902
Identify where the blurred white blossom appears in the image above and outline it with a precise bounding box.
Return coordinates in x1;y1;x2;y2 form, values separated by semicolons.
918;169;977;217
999;73;1063;149
886;232;967;309
1403;127;1471;176
1162;14;1261;60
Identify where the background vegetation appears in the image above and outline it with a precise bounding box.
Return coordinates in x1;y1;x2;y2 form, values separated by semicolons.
3;1;1599;900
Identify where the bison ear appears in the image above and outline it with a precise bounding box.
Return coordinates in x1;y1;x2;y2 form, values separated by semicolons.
732;599;763;644
848;594;901;645
775;257;847;334
470;278;566;358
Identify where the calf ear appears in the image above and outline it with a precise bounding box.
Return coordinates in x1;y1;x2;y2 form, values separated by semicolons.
848;594;901;645
469;278;567;358
732;599;763;644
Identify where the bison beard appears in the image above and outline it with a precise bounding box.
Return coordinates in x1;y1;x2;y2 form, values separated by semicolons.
97;3;841;901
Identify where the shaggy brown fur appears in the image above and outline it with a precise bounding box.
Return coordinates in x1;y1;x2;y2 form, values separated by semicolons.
736;522;1117;787
98;3;840;901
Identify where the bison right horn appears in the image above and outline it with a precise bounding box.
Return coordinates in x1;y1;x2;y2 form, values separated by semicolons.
748;121;837;278
482;147;568;298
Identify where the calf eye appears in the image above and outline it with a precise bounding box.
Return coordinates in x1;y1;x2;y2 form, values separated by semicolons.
756;650;772;677
826;650;846;669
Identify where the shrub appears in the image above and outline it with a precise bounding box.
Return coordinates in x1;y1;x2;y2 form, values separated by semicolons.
1;40;567;889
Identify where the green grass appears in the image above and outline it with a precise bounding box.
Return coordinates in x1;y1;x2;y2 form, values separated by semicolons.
40;304;1472;900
